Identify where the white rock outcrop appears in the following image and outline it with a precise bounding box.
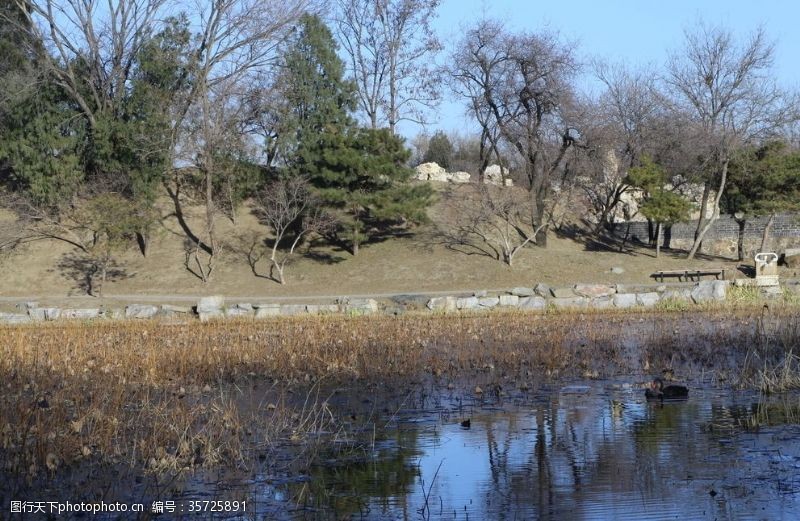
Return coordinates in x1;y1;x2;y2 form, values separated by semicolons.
414;162;447;181
414;163;472;184
483;164;514;186
449;171;471;183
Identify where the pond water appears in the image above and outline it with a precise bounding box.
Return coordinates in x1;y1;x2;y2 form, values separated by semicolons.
258;383;800;520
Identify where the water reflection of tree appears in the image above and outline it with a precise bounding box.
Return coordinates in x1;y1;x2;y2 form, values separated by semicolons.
296;393;800;519
293;427;422;518
473;396;707;519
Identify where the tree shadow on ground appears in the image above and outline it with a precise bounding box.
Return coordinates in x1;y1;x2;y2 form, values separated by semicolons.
556;222;639;256
316;217;418;257
413;224;506;263
556;221;738;263
227;231;346;284
54;251;130;296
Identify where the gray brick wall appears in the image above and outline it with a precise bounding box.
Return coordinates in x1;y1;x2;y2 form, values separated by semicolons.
611;213;800;243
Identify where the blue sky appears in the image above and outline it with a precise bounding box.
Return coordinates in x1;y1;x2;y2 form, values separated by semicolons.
406;0;800;138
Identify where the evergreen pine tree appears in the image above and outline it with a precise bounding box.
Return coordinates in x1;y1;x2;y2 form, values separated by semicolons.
283;14;432;255
422;130;454;169
627;156;691;258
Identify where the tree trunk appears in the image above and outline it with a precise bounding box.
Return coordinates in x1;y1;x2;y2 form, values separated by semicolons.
688;159;729;259
535;225;548;247
760;213;775;252
655;222;661;258
647;219;656;246
388;52;397;134
735;217;746;261
531;188;548;247
204;166;216;279
619;222;631;253
693;182;711;249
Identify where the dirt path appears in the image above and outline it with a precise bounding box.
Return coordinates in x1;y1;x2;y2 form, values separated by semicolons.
0;287;519;307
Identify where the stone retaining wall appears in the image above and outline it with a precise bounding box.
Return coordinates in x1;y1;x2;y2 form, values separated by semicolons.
611;213;800;258
3;280;799;325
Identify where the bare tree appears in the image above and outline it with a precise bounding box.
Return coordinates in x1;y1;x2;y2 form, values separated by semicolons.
451;20;580;245
162;0;308;281
433;184;547;266
13;0;167;128
252;177;333;284
579;64;655;230
242;73;295;168
335;0;442;132
665;22;798;259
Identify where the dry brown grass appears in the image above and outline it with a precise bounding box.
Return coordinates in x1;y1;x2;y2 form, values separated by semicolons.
2;309;799;481
0;194;766;302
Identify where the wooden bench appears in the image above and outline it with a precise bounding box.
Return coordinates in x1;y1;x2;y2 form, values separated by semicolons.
651;268;726;283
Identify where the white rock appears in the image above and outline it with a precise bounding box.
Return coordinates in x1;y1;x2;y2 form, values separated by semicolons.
198;310;224;322
61;309;100;320
449;171;471;183
534;283;551;298
197;296;224;314
306;304;339;314
574;284;615;298
612;294;638;308
636;292;660;307
160;304;191;315
478;297;500;308
280;305;307;316
415;162;447;182
225;307;252;317
590;297;614;309
125;304;160;319
427;296;457;312
691;281;715;303
712;280;728;300
483;164;508;185
499;295;519;306
550;297;588;309
518;296;547;310
28;307;61;321
0;313;31;324
346;299;379;314
456;296;480;310
511;287;535;297
551;287;576;298
661;289;692;302
254;304;281;318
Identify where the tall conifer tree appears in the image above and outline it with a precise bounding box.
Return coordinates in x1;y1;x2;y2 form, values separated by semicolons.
282;14;432;254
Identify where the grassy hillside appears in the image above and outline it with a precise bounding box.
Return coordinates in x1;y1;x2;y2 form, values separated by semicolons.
0;187;770;299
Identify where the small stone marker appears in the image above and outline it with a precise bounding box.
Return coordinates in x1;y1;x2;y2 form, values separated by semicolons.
754;252;779;287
